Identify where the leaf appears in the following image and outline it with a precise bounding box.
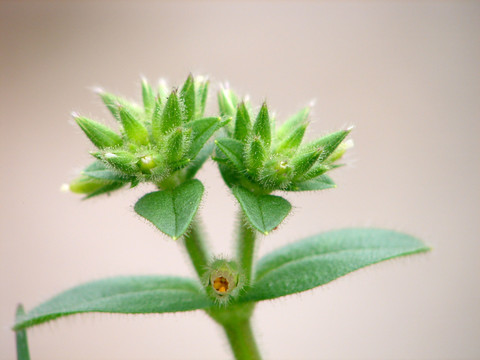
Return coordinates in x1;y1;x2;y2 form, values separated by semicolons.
287;174;336;192
161;90;182;133
180;74;196;122
13;276;212;331
83;181;125;199
253;102;271;148
74;115;123;149
242;228;430;302
232;186;291;234
119;107;149;146
141;78;156;118
304;129;351;162
15;304;30;360
214;138;245;171
233;102;251;142
134;179;204;239
83;161;130;182
275;106;310;140
184;142;214;180
186;117;229;160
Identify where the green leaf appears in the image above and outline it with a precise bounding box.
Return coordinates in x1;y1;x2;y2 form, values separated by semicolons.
305;129;351;162
214;138;246;171
218;88;238;117
134;179;204;239
275;123;307;154
186;117;229;160
287;174;336;192
275;106;310;140
232;186;291;234
162;90;182;133
97;91;143;122
184;142;214;180
141;78;156;118
180;74;196;122
83;161;129;182
242;228;429;302
253;102;271;148
234;102;251;142
74;115;123;149
15;304;30;360
119;107;149;146
13;276;212;331
195;78;209;118
83;181;125;199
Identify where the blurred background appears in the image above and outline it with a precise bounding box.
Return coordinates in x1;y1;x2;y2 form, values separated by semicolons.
1;1;479;359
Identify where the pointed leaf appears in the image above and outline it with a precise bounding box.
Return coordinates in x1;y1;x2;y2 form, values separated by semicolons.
83;161;130;182
232;186;291;234
253;103;271;148
13;276;212;331
214;138;245;171
275;107;310;140
83;181;125;199
134;179;204;239
141;78;156;118
195;78;209;118
162;91;182;133
242;228;429;302
119;107;149;145
234;102;251;142
305;129;351;162
15;305;30;360
186;117;229;159
180;74;196;122
275;123;307;154
287;174;336;192
74;115;122;149
218;88;238;117
97;91;143;122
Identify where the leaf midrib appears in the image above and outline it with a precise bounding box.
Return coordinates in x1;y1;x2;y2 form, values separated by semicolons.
254;245;425;282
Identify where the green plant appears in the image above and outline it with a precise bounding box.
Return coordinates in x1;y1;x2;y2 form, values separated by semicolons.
13;75;429;360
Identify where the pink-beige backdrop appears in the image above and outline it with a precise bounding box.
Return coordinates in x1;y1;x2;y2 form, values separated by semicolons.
1;1;479;359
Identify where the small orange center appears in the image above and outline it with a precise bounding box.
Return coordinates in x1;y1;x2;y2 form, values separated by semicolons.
213;276;229;293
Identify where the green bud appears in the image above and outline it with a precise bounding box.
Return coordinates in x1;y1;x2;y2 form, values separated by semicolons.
138;154;157;173
234;102;251;142
74;114;122;149
119;106;149;146
218;87;238;117
275;106;310;140
203;259;244;304
161;90;182;133
253;102;271;148
275;122;307;154
180;74;196;122
291;147;323;179
141;77;155;118
68;174;111;194
260;158;294;189
98;150;138;174
245;136;267;174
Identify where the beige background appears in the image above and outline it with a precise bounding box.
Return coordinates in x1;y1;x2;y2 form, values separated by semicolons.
1;1;479;359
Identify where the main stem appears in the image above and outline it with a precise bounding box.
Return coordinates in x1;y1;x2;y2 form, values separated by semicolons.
223;318;262;360
183;213;262;360
183;218;210;279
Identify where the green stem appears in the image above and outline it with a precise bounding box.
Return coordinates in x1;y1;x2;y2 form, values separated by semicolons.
236;213;257;286
183;219;210;279
223;318;262;360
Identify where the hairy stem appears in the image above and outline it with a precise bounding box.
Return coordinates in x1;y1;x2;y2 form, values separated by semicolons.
236;213;257;286
223;319;262;360
183;218;210;279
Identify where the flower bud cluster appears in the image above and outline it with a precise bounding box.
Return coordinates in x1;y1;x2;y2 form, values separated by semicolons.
68;75;228;198
214;87;353;193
